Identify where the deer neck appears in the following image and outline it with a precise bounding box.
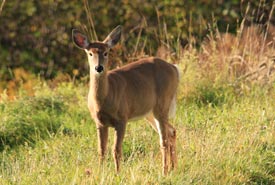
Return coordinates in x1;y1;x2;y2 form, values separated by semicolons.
88;69;109;109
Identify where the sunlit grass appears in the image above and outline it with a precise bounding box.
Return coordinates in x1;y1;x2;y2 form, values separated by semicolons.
0;82;275;184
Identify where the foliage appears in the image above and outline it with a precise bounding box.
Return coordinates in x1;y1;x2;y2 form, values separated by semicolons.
0;0;274;80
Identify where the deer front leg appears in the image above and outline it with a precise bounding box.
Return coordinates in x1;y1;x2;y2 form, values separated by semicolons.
97;126;109;164
113;123;126;173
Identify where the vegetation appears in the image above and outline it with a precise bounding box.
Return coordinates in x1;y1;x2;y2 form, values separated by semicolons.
1;0;275;184
0;81;275;184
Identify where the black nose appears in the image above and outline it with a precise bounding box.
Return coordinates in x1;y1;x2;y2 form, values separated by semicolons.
95;65;104;73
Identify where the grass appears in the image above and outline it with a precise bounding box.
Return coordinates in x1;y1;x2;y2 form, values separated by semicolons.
0;81;275;184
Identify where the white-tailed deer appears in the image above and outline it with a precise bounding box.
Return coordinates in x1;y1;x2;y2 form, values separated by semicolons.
72;25;179;175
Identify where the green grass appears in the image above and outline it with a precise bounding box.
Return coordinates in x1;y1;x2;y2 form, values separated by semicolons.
0;82;275;184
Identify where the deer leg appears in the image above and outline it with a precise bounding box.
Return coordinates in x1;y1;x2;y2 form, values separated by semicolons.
147;114;177;171
97;126;109;164
113;123;126;173
154;118;169;175
146;113;159;133
167;123;177;170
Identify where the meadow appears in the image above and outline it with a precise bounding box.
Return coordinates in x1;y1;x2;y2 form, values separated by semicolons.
1;1;275;184
1;29;275;183
0;76;275;184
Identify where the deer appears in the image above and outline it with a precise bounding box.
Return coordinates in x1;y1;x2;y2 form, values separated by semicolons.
72;25;179;175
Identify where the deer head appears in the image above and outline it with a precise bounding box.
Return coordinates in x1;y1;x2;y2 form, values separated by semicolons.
72;26;122;74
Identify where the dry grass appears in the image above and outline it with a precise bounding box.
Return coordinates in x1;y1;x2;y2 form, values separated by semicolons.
200;24;275;85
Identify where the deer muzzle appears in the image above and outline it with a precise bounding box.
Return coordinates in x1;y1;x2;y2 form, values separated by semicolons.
95;65;104;73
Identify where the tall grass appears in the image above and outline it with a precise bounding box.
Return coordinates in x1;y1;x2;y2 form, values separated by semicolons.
0;0;5;15
0;82;275;184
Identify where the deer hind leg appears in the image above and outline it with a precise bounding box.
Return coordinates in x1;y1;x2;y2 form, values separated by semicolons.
167;123;177;169
113;123;126;173
151;117;169;175
146;114;177;172
146;113;159;133
97;126;109;164
167;94;177;169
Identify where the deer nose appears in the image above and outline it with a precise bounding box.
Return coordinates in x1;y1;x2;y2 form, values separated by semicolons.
95;65;104;73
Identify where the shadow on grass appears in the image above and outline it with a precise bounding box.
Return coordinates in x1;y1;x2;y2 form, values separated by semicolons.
248;172;275;185
185;84;234;107
248;145;275;185
0;96;69;151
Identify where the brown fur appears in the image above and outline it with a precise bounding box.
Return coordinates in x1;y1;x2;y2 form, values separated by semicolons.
72;26;179;175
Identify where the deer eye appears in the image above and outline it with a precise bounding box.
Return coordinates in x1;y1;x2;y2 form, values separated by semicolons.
103;52;108;57
89;53;93;56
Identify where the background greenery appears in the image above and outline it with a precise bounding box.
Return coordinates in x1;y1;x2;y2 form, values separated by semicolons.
0;0;274;79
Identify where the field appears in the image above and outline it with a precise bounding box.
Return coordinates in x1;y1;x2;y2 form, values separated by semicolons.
1;68;275;184
1;1;275;184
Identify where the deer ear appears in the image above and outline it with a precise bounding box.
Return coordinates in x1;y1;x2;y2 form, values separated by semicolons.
103;25;122;48
72;29;90;49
